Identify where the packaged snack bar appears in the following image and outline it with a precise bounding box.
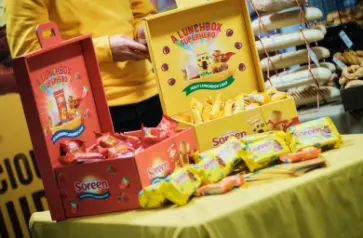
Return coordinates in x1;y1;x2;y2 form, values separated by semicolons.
210;94;223;119
223;99;234;116
191;105;203;124
245;103;260;111
280;147;321;163
195;174;245;196
232;94;245;114
286;117;342;152
60;151;105;165
95;133;122;148
108;142;135;159
202;103;212;122
196;137;245;184
191;98;204;114
53;89;68;122
86;144;109;157
246;92;271;105
163;166;202;206
239;136;290;172
60;140;84;154
241;131;286;144
139;180;167;209
115;133;142;148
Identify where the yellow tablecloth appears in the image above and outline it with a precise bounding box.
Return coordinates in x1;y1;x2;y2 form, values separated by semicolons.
30;135;363;238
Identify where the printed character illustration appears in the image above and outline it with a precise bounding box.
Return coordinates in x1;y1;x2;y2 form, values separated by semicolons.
248;114;268;133
267;111;286;131
212;50;235;73
216;156;226;167
322;125;332;138
196;51;212;77
67;95;82;119
186;171;197;182
168;143;182;169
179;141;191;166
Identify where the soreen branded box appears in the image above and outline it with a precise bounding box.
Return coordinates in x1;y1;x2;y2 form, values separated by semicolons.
144;0;299;152
12;22;198;220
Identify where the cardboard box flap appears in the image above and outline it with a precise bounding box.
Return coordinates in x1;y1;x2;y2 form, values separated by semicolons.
144;0;264;117
12;21;114;168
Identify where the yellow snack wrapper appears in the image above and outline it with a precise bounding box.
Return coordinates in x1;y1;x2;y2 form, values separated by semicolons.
246;92;271;105
245;103;260;111
239;137;290;172
224;99;233;116
191;98;204;113
191;105;203;124
164;166;202;206
233;94;245;114
241;131;286;144
202;103;212;122
286;117;342;152
196;137;245;184
139;181;167;209
210;94;223;119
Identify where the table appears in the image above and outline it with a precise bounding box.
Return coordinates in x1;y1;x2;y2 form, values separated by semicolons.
30;135;363;238
299;102;363;134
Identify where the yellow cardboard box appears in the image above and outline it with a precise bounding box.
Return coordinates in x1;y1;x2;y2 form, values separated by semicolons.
144;0;299;151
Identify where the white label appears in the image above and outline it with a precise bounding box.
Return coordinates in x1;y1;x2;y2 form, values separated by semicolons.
339;31;353;48
307;47;320;67
333;56;346;69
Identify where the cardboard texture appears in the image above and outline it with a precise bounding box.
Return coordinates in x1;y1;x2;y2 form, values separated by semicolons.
144;0;299;151
12;22;198;220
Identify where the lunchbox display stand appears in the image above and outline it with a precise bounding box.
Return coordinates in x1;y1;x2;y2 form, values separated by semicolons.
144;0;300;152
12;22;198;220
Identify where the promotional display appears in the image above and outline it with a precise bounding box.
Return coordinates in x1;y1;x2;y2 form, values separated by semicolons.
143;0;299;152
12;22;198;220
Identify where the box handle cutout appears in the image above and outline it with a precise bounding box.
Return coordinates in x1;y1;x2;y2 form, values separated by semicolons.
36;21;62;49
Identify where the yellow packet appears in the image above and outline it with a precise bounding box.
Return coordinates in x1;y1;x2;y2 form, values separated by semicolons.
246;93;271;105
233;94;245;114
202;103;212;122
224;99;233;116
191;105;203;124
267;87;288;102
139;181;167;209
286;117;342;152
239;137;290;172
196;137;245;184
191;98;204;113
210;94;223;119
241;131;286;144
164;166;202;206
245;103;260;111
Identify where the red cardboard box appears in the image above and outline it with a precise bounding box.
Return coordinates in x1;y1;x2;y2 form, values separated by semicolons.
12;22;198;220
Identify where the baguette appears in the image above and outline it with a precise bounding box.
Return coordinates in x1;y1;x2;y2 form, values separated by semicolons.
313;25;327;35
265;67;332;90
288;85;341;107
261;47;330;71
278;62;336;76
250;0;305;14
252;7;323;33
256;29;324;53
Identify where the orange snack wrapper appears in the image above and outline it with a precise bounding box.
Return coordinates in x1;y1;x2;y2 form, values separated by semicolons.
280;147;321;163
195;174;245;196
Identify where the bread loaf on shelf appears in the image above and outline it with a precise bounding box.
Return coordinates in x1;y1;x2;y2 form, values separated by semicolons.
265;67;332;90
250;0;305;14
289;85;341;107
252;7;323;33
256;29;325;53
278;62;337;76
260;47;330;71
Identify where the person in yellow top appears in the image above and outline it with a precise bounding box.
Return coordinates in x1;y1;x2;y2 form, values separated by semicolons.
5;0;163;132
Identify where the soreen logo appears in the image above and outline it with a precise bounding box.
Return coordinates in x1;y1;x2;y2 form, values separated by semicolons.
147;161;170;179
250;141;273;153
294;128;322;137
74;180;110;200
212;131;247;147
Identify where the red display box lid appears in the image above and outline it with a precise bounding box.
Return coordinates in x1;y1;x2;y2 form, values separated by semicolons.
12;21;114;220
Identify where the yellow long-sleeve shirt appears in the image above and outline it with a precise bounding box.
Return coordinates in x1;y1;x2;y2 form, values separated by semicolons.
5;0;158;106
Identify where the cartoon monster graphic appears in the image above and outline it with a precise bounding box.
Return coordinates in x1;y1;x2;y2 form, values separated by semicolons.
197;51;212;76
216;156;226;167
212;50;235;73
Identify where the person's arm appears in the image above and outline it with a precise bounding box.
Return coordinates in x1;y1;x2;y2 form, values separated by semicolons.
131;0;157;42
5;0;114;63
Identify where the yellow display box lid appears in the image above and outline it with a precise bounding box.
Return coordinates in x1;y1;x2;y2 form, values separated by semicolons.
144;0;264;116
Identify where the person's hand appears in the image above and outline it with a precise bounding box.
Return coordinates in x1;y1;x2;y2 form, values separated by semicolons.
136;26;147;45
109;35;149;62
